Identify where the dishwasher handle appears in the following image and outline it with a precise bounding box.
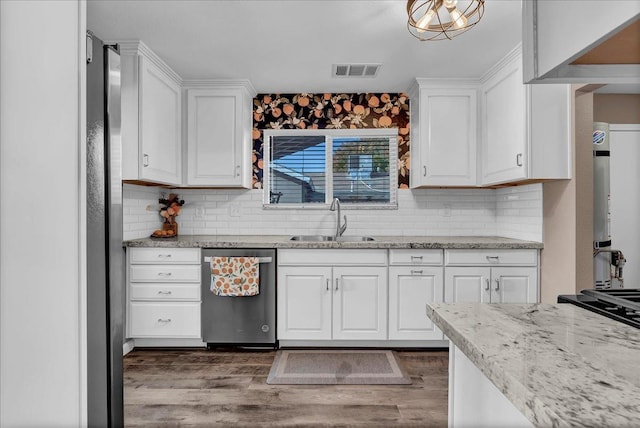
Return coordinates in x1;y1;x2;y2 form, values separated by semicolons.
204;256;272;264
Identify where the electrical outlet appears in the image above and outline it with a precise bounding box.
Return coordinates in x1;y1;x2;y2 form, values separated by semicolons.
229;202;241;217
195;207;205;218
443;204;451;217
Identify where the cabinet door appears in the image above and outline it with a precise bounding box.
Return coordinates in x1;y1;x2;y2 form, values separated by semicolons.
277;266;332;340
187;88;250;187
491;267;538;303
138;55;182;185
444;267;491;303
389;267;444;340
333;267;387;340
481;59;526;185
414;88;477;187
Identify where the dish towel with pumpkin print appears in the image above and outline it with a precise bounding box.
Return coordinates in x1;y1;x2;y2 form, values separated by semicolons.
209;256;260;296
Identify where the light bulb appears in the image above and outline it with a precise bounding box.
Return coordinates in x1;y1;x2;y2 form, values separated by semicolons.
448;7;468;29
415;8;437;33
443;0;458;7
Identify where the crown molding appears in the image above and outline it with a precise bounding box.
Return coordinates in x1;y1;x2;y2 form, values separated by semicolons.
480;43;522;84
111;40;183;85
182;79;257;97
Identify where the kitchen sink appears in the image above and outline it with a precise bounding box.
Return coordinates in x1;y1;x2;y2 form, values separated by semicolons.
289;235;375;242
289;235;336;241
335;236;376;242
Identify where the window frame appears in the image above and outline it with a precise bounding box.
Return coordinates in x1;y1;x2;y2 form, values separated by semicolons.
263;128;398;209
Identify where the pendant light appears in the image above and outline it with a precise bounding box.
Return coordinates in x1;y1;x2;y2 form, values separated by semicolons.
407;0;485;41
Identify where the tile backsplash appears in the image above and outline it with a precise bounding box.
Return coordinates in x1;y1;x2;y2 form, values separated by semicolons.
124;183;543;242
496;184;543;241
123;184;163;241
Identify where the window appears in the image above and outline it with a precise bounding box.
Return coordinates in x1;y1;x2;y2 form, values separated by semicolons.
263;129;398;208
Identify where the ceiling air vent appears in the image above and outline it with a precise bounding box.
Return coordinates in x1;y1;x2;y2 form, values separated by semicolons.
333;63;381;78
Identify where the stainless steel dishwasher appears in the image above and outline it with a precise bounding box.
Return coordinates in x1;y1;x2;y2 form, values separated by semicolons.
201;248;276;348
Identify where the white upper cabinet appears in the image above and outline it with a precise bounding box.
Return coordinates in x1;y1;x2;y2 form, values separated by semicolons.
409;82;477;187
480;46;571;186
481;57;526;185
120;42;182;185
185;84;255;188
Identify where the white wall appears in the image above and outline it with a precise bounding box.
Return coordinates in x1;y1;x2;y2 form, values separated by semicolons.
1;1;85;425
124;184;544;242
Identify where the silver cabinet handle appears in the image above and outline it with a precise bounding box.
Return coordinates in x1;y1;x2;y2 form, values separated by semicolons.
157;254;172;258
157;272;172;277
423;166;427;177
516;153;523;167
326;278;330;291
157;291;172;295
495;278;500;291
485;278;490;291
143;153;150;167
157;318;171;323
411;270;423;275
236;165;240;177
411;255;424;261
486;256;499;262
335;278;339;291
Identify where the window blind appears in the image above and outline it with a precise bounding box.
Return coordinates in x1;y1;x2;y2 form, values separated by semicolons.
264;131;397;207
332;137;392;204
268;135;326;204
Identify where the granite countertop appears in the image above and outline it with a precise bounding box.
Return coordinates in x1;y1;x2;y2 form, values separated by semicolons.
124;235;543;249
427;303;640;427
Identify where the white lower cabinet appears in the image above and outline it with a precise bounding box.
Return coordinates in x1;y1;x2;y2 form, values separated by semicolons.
389;266;444;340
332;267;387;340
277;249;387;342
127;247;202;340
277;266;332;340
444;250;539;304
129;302;201;338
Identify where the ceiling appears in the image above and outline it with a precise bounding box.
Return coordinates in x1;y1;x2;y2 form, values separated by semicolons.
87;0;522;93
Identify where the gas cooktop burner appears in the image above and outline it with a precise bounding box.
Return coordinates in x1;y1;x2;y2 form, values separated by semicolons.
558;288;640;329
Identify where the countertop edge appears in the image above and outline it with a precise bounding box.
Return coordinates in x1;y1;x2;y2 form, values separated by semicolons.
123;235;544;249
426;304;564;427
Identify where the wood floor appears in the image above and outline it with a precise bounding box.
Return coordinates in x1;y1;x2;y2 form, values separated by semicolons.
124;348;449;427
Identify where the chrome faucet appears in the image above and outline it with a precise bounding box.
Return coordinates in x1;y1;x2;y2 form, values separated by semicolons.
329;197;347;238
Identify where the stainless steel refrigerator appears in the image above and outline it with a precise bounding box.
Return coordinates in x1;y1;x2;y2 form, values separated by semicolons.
86;30;124;427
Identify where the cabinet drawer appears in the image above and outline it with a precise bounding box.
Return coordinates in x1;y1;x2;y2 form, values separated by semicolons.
389;249;443;266
278;249;387;266
129;265;201;282
129;247;200;264
129;302;201;338
130;283;200;301
445;249;537;266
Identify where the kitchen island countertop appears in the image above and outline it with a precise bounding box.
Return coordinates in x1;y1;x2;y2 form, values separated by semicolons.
123;235;543;249
427;303;640;427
